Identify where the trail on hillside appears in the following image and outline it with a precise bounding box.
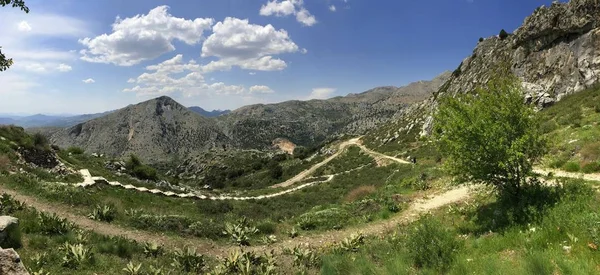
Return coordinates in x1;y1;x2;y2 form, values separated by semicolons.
0;183;471;257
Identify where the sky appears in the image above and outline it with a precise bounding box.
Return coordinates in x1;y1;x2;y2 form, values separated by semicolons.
0;0;563;115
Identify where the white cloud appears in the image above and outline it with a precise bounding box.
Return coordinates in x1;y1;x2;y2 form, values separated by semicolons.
259;0;317;26
201;17;300;72
82;78;95;84
249;72;257;75
79;6;214;66
307;88;336;100
329;5;337;12
17;21;31;32
249;85;275;94
56;63;72;72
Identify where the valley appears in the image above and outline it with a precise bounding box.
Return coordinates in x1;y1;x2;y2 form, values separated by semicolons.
1;0;600;274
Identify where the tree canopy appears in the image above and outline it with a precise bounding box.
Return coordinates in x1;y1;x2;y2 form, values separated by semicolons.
0;0;29;72
432;75;546;198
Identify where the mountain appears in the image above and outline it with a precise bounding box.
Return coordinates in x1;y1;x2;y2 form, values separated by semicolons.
50;96;231;163
49;73;449;163
215;71;450;149
0;112;111;128
188;107;231;117
366;0;600;149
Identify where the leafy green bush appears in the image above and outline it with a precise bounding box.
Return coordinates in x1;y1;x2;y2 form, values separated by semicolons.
296;208;349;231
540;120;558;134
256;220;276;235
0;193;25;215
35;212;71;235
171;247;205;273
187;220;224;239
96;236;139;259
132;165;158;181
406;216;460;271
562;161;581;172
87;204;117;222
61;243;94;269
32;133;49;150
582;162;600;173
223;218;259;246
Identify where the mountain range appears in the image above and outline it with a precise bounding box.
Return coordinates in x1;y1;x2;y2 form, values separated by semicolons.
48;71;450;163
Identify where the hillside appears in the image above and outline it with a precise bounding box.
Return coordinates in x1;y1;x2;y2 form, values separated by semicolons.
216;71;450;149
188;106;231;117
49;73;449;163
50;96;231;163
365;0;600;152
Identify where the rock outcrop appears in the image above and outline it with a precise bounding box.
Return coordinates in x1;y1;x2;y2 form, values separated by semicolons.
0;248;28;275
420;0;600;136
0;216;19;249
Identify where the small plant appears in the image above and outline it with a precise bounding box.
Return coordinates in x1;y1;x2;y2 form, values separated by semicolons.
0;193;25;215
289;245;320;268
61;242;94;269
171;247;205;273
210;250;278;275
30;252;49;269
143;241;164;257
478;37;484;42
147;265;165;275
123;261;142;275
31;268;50;275
582;162;600;174
88;204;117;222
37;212;71;235
288;227;299;238
223;217;259;246
262;234;278;245
338;233;365;252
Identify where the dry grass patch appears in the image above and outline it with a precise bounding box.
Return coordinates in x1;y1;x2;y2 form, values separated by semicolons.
0;155;11;172
344;185;376;202
580;141;600;161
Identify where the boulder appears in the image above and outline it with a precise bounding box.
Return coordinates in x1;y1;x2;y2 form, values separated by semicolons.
0;217;20;249
0;248;28;275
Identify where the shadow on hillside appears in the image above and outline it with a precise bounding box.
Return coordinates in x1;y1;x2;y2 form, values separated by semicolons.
459;179;566;235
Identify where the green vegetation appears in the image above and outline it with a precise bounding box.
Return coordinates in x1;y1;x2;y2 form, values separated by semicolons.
125;154;158;181
499;29;509;40
433;76;546;200
320;179;600;274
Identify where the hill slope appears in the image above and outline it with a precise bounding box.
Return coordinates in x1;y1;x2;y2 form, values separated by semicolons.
50;96;230;163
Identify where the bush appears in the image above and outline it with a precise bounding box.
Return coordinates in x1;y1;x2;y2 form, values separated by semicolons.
61;243;94;269
132;165;158;181
66;147;84;155
296;208;348;231
582;162;600;173
36;212;71;235
269;163;283;179
187;220;224;239
32;133;49;150
540;120;558;134
97;236;138;259
406;216;460;271
256;220;276;235
87;204;117;222
562;161;581;172
499;29;509;40
478;37;484;42
171;247;205;273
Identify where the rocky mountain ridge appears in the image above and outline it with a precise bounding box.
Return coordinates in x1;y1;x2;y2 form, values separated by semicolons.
366;0;600;148
50;73;450;163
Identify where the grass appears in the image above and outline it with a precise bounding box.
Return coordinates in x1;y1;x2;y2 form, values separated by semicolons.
319;179;600;274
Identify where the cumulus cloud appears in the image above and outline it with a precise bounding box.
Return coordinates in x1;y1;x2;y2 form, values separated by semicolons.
56;63;72;72
124;54;272;97
329;5;337;12
82;78;95;84
259;0;317;26
249;85;275;94
307;87;336;100
79;6;214;66
201;17;300;72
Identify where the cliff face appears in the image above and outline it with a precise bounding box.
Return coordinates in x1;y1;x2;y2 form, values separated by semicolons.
420;0;600;136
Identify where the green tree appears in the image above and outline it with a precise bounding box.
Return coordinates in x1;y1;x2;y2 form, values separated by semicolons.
1;0;29;71
432;75;546;199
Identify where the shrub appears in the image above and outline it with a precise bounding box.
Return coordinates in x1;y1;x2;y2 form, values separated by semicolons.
32;133;49;150
61;243;94;269
337;233;365;253
289;246;320;268
582;162;600;173
296;208;348;231
562;161;581;172
0;193;25;215
66;147;84;155
171;247;205;273
540;120;558;134
580;142;600;161
406;216;460;271
256;220;276;235
123;261;142;275
143;242;163;258
223;218;259;246
97;236;138;259
499;29;509;40
87;204;117;222
36;212;71;235
268;163;283;179
478;37;484;42
132;165;158;181
187;220;223;239
211;250;278;275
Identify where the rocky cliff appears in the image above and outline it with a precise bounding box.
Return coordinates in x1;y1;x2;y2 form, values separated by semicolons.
366;0;600;148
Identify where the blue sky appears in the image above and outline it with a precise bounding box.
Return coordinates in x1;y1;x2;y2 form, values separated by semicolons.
0;0;561;115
